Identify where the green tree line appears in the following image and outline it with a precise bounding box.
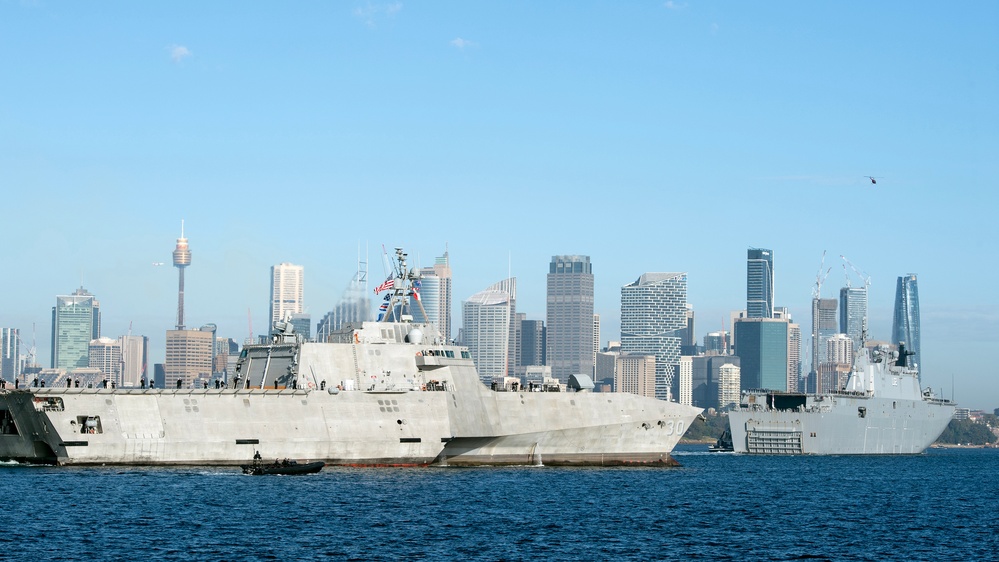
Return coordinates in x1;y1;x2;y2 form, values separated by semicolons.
680;414;729;442
936;417;998;446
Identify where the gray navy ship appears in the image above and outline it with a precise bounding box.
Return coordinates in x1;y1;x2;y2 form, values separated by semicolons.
728;340;955;455
0;249;702;467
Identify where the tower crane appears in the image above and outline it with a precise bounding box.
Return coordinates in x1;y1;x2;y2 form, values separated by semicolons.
14;332;34;367
840;255;871;291
812;250;832;299
15;323;38;368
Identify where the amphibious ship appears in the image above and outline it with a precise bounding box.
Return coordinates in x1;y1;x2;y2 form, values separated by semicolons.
0;249;702;466
728;340;954;455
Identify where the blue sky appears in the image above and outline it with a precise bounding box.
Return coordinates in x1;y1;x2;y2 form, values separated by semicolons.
2;2;996;408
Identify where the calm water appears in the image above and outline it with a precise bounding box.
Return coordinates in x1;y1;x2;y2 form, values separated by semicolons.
1;446;996;561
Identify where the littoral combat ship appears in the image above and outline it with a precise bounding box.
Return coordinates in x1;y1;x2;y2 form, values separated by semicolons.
0;249;702;467
728;338;955;455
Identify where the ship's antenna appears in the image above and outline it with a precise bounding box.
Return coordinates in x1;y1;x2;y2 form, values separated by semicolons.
380;244;391;279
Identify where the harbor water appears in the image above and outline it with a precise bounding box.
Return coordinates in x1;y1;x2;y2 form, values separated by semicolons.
1;446;996;561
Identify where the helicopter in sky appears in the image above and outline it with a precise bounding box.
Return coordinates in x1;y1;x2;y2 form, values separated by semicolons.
866;176;882;185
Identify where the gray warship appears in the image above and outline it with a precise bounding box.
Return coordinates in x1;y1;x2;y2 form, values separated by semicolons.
0;249;702;466
728;340;955;455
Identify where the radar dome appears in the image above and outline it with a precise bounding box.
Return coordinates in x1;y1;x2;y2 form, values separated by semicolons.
405;328;424;345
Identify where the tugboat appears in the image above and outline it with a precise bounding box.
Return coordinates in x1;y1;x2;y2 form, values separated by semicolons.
241;451;324;475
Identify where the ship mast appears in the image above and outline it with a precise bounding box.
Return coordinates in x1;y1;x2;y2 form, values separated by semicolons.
378;247;445;342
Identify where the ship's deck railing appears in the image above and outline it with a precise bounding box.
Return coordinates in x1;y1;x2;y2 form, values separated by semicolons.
827;389;872;398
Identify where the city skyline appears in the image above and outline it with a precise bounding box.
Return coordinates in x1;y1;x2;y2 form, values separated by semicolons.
1;2;996;408
0;235;987;405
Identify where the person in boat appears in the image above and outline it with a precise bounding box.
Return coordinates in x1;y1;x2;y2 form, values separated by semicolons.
253;451;262;461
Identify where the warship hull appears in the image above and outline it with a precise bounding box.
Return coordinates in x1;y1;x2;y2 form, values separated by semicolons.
0;322;700;466
0;388;696;466
728;394;954;455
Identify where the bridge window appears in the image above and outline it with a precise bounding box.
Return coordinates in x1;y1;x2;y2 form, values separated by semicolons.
32;397;64;412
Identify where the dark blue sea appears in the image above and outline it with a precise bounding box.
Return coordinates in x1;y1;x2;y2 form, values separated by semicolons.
1;446;996;561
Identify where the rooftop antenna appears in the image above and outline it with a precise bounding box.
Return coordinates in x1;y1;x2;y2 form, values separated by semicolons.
30;323;37;367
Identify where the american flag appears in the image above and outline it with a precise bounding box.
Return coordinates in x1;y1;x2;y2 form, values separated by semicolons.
412;279;421;301
374;277;395;294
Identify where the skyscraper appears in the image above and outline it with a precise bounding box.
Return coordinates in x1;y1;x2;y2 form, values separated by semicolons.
774;307;801;392
703;331;730;355
165;329;213;388
412;249;453;342
519;319;546;369
815;333;853;393
172;221;191;330
462;279;515;384
620;272;687;401
615;354;657;398
691;355;741;409
717;363;741;409
677;356;693;406
593;313;601;372
787;322;802;392
733;317;788;391
892;273;921;373
51;288;101;370
120;335;148;388
494;277;517;378
747;248;774;318
546;255;594;383
840;286;868;353
1;328;18;382
270;263;305;328
810;298;838;376
89;337;121;383
289;313;311;340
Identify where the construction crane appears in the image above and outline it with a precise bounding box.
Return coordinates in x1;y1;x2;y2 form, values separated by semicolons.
12;324;38;387
247;308;254;345
840;255;872;290
812;250;832;299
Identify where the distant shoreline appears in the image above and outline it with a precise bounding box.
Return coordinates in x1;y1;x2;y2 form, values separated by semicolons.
679;438;716;445
930;443;998;449
681;440;998;448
